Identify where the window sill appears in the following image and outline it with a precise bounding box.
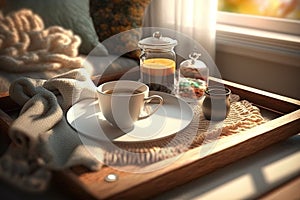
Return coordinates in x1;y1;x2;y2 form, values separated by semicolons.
216;12;300;67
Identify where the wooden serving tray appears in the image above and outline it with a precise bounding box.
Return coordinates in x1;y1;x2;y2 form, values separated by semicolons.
0;77;300;200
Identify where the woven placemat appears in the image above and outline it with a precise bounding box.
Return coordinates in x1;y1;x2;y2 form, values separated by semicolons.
100;94;266;166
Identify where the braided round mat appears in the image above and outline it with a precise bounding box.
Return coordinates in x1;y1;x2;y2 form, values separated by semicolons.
101;94;265;166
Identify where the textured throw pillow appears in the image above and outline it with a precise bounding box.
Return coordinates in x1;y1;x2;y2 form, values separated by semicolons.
2;0;108;56
90;0;151;59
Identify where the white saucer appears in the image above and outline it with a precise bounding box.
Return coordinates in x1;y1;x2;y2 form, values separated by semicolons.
66;91;193;143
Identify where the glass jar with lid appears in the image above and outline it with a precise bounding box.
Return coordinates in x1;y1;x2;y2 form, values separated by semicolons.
178;52;209;101
138;31;177;93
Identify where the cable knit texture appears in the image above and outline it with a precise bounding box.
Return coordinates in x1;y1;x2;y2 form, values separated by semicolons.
0;68;102;192
0;9;83;73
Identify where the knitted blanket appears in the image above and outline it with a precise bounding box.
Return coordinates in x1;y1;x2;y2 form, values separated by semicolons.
0;68;103;192
0;9;83;92
0;9;83;72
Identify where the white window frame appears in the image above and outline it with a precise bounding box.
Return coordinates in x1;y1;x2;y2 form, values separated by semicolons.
216;11;300;67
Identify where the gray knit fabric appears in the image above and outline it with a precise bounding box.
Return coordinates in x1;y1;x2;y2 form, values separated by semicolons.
0;68;103;192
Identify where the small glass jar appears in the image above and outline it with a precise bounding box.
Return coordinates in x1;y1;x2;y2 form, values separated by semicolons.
138;31;177;93
178;53;209;101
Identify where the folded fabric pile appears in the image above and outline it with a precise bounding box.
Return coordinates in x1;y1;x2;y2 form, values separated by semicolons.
0;68;103;192
0;9;83;72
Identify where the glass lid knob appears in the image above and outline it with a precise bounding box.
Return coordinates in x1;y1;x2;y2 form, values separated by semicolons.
153;31;162;39
189;52;202;64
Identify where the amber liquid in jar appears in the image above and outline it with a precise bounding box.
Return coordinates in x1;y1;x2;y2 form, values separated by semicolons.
141;58;176;93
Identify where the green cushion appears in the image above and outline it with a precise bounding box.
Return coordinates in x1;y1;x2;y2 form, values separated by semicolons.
3;0;108;56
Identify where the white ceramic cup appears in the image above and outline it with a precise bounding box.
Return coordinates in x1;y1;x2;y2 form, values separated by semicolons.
97;80;163;131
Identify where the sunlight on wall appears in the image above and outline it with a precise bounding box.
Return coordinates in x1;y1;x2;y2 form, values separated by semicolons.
262;151;300;184
200;174;256;199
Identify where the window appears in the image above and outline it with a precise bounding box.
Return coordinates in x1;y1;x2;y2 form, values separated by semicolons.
218;0;299;20
216;0;300;67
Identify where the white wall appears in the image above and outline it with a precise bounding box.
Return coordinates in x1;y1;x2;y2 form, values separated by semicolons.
215;50;300;100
